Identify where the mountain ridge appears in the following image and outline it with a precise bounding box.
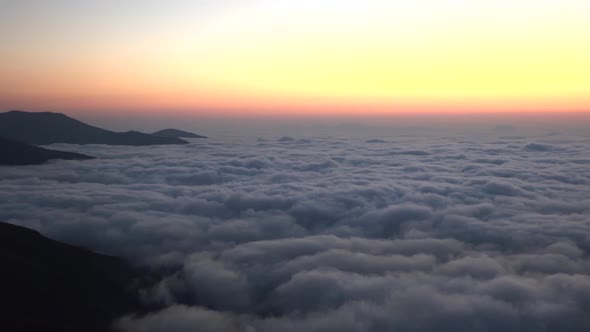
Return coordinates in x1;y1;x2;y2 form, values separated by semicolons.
0;111;189;146
0;221;144;332
152;128;207;138
0;136;95;165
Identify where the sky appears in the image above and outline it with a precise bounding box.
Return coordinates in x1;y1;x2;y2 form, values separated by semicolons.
1;0;590;118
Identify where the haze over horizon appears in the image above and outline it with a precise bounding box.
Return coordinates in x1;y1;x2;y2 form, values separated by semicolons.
2;0;590;118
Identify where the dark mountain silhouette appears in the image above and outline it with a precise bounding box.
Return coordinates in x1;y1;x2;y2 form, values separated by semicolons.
0;136;95;166
152;128;207;138
0;221;144;332
0;111;188;146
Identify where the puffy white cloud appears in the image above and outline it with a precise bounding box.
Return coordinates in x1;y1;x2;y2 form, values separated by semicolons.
1;134;590;331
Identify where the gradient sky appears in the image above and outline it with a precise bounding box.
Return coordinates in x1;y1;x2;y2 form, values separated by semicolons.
1;0;589;117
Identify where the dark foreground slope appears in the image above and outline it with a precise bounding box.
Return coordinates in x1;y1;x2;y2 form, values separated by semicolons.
0;111;188;146
152;128;207;138
0;136;95;165
0;222;142;332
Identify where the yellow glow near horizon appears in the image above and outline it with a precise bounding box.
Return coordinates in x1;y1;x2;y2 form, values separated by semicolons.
1;0;589;115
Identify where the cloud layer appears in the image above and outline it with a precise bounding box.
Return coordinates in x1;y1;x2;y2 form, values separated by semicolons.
1;133;590;331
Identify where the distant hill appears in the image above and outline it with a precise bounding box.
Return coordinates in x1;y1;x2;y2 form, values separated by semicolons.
0;111;188;146
0;221;143;332
0;136;95;165
152;128;207;138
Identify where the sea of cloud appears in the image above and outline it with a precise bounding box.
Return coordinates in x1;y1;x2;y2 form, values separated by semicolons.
1;132;590;331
